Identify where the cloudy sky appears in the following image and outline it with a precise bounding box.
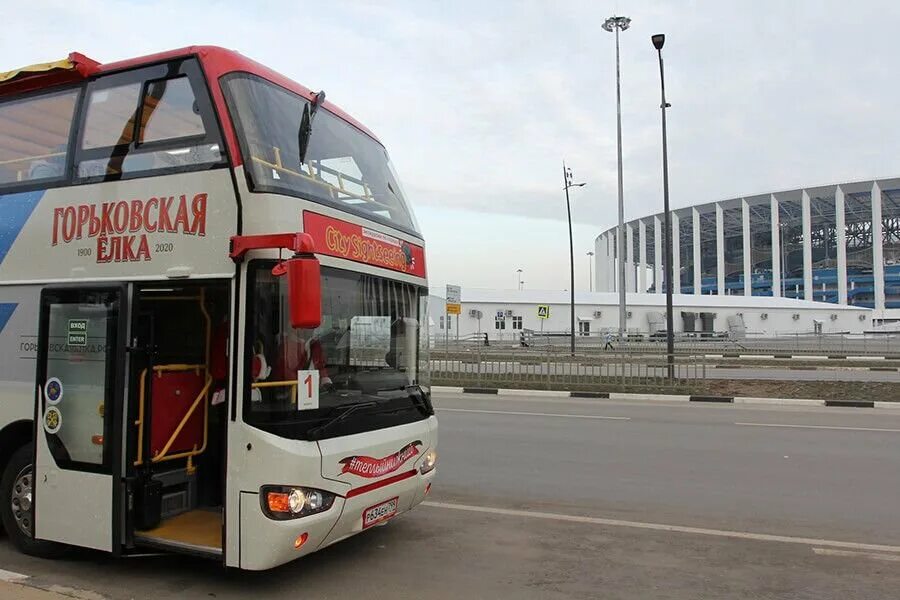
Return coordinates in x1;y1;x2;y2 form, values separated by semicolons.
4;0;899;293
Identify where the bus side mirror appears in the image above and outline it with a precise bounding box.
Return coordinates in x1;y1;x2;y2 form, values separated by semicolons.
284;256;322;329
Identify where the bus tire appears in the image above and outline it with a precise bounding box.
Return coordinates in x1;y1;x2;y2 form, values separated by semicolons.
0;444;68;558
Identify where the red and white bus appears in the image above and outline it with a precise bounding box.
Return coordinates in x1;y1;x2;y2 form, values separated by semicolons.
0;47;435;570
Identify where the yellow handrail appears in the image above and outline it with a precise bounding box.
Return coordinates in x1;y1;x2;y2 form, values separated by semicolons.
134;368;148;466
250;154;382;206
134;364;210;466
132;289;214;468
251;380;298;388
152;372;212;463
0;151;65;167
251;380;298;404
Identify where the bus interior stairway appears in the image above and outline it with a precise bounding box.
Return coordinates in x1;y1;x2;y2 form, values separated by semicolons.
130;283;228;555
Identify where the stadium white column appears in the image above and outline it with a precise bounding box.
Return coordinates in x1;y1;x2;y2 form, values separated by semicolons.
672;212;681;293
742;198;752;296
801;190;813;300
625;223;635;292
770;194;781;298
872;181;886;313
654;215;663;294
835;186;848;305
595;235;609;292
639;220;647;293
715;203;725;294
692;207;701;294
608;232;617;292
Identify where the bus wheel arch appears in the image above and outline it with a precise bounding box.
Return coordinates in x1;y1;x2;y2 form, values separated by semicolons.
0;420;32;486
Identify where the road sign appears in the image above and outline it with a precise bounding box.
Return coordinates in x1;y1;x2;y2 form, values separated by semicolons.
537;305;550;319
446;284;461;316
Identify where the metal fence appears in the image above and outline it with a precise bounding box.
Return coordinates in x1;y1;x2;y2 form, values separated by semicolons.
431;330;900;358
429;344;706;390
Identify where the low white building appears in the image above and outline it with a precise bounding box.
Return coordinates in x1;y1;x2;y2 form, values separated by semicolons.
430;289;871;342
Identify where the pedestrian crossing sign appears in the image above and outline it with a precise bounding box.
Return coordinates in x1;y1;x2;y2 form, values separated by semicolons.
537;305;550;319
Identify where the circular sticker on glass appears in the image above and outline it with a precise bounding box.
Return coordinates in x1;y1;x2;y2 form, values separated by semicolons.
44;377;63;405
43;406;62;435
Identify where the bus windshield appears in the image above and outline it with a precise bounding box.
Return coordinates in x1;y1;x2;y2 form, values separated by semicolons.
223;73;420;235
246;262;430;439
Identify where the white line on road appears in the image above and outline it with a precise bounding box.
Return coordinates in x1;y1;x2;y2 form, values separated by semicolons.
813;548;900;562
735;422;900;433
435;408;630;421
0;569;29;582
422;501;900;554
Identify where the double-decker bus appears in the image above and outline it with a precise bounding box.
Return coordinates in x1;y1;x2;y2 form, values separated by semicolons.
0;47;436;570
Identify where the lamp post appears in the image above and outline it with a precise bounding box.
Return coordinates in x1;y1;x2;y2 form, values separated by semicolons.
603;14;630;342
587;251;595;292
563;161;586;356
517;268;523;290
652;33;675;380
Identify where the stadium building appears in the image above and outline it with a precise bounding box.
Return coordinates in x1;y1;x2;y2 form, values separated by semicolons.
594;177;900;324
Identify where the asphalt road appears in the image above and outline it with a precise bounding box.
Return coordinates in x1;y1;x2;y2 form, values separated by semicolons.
3;392;900;599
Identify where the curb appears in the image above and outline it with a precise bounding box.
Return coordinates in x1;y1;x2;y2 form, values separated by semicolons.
715;364;899;372
689;395;734;403
432;386;899;409
824;399;875;408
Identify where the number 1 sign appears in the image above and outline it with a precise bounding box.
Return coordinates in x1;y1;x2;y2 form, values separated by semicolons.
297;370;320;410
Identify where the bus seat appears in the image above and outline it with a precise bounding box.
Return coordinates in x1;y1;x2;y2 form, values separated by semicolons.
150;369;206;460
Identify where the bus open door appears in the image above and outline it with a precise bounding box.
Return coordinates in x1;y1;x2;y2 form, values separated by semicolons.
31;285;128;554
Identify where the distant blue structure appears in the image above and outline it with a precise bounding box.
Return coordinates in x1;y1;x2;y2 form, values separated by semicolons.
594;178;900;322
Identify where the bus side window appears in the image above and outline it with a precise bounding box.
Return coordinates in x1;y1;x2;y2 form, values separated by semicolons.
76;62;223;181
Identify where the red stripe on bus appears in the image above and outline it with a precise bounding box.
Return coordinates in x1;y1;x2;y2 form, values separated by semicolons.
345;469;418;499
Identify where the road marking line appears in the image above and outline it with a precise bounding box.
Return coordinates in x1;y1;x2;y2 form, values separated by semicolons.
0;569;29;582
735;422;900;433
435;408;629;420
813;547;900;562
421;501;900;554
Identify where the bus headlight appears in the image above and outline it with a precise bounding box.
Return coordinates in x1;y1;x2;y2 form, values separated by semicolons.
420;448;437;474
261;486;336;520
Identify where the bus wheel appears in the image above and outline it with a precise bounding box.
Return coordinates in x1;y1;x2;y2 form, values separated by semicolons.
0;444;67;558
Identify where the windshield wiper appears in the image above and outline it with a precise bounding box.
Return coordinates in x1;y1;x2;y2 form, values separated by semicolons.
413;386;435;416
308;400;376;440
298;90;326;165
400;384;434;416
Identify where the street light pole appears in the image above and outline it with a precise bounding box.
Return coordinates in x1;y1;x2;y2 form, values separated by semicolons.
587;251;595;292
652;33;675;380
604;15;630;343
517;268;523;291
563;161;585;356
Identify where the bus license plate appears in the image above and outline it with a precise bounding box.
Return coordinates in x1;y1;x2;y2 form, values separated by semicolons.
363;497;398;528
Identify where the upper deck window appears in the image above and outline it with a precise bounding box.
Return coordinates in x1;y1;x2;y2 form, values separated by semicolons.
76;60;224;181
0;88;79;189
0;57;225;191
222;73;420;235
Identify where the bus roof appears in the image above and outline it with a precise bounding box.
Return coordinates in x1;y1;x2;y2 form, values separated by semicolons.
0;45;382;166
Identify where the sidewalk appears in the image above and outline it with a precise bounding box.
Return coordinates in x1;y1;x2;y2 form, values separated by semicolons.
0;581;81;599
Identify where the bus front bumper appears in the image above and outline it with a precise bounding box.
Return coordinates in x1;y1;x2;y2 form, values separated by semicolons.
238;468;435;570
